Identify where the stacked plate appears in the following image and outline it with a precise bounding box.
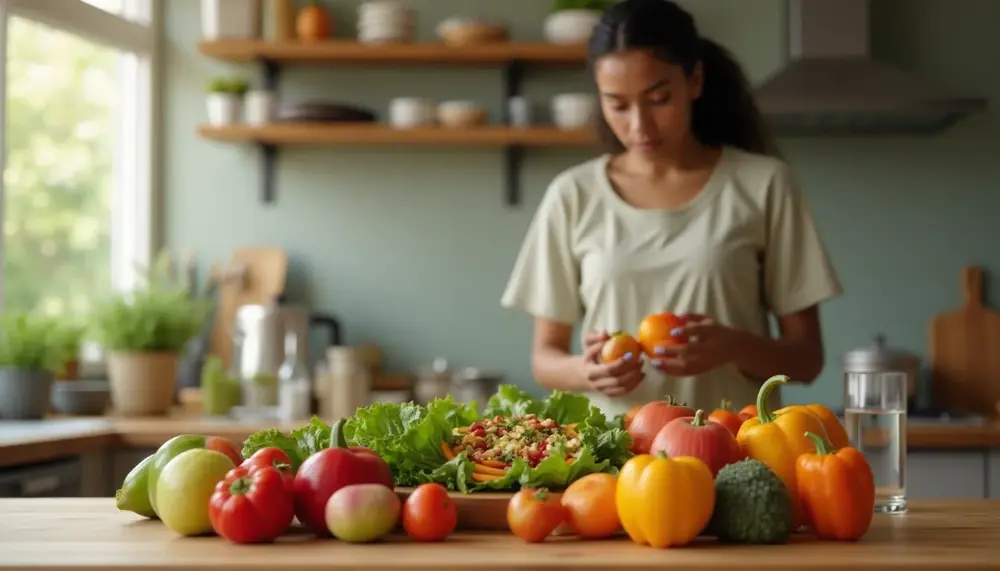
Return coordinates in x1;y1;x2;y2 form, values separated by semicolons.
357;1;413;44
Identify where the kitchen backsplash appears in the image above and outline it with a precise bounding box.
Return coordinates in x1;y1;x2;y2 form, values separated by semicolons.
161;0;999;408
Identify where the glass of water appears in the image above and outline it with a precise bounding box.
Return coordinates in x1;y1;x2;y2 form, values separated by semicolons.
844;371;908;514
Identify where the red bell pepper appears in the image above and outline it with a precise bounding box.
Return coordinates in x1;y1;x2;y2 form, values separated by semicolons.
209;465;295;544
292;418;394;537
241;447;295;493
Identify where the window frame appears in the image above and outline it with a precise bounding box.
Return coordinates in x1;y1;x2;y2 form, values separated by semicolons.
0;0;159;371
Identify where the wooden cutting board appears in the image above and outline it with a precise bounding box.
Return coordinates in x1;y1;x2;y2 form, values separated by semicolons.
209;246;289;368
930;266;1000;417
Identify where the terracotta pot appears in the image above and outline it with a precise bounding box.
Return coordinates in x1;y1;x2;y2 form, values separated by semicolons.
107;352;178;416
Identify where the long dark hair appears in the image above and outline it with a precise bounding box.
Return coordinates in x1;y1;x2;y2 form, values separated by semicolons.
588;0;779;157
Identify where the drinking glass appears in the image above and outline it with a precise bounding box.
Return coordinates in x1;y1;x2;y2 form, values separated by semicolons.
844;371;908;514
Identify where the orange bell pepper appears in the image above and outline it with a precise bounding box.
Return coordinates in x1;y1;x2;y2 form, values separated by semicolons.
775;403;850;450
796;431;875;541
736;374;830;528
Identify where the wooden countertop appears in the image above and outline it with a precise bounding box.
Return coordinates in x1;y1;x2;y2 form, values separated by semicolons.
0;499;998;570
2;412;1000;469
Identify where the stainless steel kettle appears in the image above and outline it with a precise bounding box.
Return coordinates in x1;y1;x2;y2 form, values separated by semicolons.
234;302;340;382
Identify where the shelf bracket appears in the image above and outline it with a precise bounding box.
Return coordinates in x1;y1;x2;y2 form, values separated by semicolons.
504;146;523;207
260;143;278;204
258;58;281;92
502;61;525;207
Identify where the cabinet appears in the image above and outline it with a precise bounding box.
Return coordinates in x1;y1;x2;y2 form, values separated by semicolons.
988;450;1000;499
907;451;988;500
111;447;158;492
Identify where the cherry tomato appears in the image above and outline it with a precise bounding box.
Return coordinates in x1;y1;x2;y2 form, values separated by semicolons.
507;487;566;543
240;447;295;493
402;483;457;542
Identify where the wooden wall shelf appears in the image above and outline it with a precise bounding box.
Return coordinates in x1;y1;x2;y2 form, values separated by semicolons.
196;40;591;206
197;40;587;66
197;123;595;147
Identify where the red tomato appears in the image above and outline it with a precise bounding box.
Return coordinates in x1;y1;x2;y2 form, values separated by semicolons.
209;466;295;544
636;312;687;357
402;483;457;542
627;396;695;454
241;447;295;493
205;436;243;466
506;487;566;543
292;419;394;537
600;332;642;363
650;410;745;477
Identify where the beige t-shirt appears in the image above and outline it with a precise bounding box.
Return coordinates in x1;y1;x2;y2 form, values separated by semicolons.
500;146;843;418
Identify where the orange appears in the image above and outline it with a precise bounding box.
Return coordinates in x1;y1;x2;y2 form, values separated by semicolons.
561;473;620;539
636;312;686;357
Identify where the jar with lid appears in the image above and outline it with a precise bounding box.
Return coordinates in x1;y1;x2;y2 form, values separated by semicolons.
277;330;311;422
842;334;921;408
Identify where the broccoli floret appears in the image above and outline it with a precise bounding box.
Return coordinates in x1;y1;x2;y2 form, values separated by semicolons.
707;458;794;544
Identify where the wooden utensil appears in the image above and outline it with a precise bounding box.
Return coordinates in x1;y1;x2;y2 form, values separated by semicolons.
930;266;1000;416
209;247;289;368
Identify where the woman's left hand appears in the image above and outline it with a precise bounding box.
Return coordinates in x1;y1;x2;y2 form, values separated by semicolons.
650;313;744;377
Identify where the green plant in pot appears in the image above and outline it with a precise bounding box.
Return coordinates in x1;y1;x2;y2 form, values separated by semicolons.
545;0;618;44
0;313;72;419
205;76;250;127
91;252;211;416
50;320;86;380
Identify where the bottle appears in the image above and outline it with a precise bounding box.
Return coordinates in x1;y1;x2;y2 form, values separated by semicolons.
277;330;311;421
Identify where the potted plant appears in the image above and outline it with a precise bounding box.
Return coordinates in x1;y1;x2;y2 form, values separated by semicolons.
544;0;617;44
205;77;249;127
91;252;211;417
0;313;72;419
51;320;86;381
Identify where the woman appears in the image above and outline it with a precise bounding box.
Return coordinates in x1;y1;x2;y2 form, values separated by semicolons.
500;0;842;418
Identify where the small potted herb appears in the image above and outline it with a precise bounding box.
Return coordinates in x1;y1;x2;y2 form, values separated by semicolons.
0;313;72;419
91;251;212;416
205;76;249;127
544;0;617;44
51;320;86;381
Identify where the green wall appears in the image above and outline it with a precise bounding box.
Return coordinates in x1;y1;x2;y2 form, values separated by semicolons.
162;0;999;408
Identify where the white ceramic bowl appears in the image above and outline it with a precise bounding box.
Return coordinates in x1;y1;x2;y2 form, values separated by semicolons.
543;9;601;44
551;93;596;129
389;97;436;128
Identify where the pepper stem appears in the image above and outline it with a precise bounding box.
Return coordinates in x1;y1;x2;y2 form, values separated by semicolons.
691;410;705;427
662;394;676;406
229;476;251;496
804;431;833;455
330;418;349;449
719;399;731;411
755;375;790;424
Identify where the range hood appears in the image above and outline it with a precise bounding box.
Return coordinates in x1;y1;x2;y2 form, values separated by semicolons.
755;0;988;135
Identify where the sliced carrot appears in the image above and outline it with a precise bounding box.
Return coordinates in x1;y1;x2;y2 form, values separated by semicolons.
440;441;455;461
473;463;507;476
471;472;502;483
481;459;508;469
564;426;578;438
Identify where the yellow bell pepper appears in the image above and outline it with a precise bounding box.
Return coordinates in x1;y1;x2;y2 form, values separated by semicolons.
615;453;715;548
736;374;831;528
775;403;850;450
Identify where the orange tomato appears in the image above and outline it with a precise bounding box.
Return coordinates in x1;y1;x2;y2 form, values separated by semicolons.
561;473;620;539
506;488;566;543
296;1;332;41
623;404;643;430
707;399;745;436
738;404;758;421
402;483;456;542
600;331;642;363
636;312;687;357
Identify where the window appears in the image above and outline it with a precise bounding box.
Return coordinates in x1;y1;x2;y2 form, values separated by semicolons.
0;0;156;367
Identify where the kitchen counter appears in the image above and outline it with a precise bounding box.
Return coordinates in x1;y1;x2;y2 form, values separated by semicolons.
0;499;998;570
0;413;310;468
2;412;1000;469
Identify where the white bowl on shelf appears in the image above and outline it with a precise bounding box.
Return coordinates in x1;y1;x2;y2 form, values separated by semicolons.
543;9;601;44
389;97;436;128
551;93;596;130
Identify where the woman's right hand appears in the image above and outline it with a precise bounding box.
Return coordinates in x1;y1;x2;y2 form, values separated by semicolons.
580;330;645;397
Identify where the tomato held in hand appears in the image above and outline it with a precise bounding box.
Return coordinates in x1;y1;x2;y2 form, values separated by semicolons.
507;487;566;543
209;466;295;544
241;447;295;493
600;331;643;363
402;483;457;542
636;312;687;357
